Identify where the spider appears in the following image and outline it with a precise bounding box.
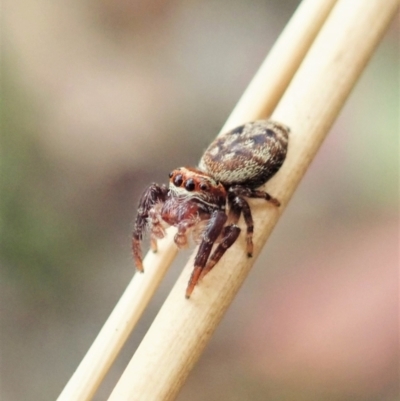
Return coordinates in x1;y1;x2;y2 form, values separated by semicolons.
132;120;290;298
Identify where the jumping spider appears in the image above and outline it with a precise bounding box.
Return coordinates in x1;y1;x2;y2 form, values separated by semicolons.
132;120;290;298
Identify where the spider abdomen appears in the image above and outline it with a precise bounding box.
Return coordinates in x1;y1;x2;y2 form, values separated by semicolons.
199;120;289;188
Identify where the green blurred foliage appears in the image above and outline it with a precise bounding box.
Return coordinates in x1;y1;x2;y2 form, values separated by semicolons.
1;73;85;302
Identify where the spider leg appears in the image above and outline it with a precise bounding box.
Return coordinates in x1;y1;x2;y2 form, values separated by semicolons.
228;193;254;257
174;219;198;249
199;224;241;281
132;183;168;272
148;207;167;244
150;237;158;252
186;210;227;298
230;185;281;207
227;185;280;257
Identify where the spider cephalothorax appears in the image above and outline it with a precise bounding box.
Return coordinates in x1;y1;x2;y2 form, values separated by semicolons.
132;120;290;297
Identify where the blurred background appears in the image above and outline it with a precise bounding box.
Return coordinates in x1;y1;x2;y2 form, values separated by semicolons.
1;1;399;400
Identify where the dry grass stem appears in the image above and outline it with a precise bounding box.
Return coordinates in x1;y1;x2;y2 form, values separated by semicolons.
56;0;338;400
107;0;399;400
221;0;337;132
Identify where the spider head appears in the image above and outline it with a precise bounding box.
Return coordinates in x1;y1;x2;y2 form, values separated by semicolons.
168;167;226;209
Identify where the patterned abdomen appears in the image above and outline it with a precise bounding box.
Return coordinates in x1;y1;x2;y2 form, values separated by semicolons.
199;120;290;188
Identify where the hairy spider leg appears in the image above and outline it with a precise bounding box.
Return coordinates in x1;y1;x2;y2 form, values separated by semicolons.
150;237;158;252
199;224;241;281
230;185;281;207
228;185;281;257
186;210;227;298
228;193;254;257
148;207;167;244
132;183;169;272
175;219;199;249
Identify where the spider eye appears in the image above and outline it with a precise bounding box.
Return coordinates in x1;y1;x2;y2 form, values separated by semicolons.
168;171;173;178
173;174;183;186
185;179;195;191
199;183;208;191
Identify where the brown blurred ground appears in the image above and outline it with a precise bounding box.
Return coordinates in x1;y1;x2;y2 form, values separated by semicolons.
1;1;399;400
